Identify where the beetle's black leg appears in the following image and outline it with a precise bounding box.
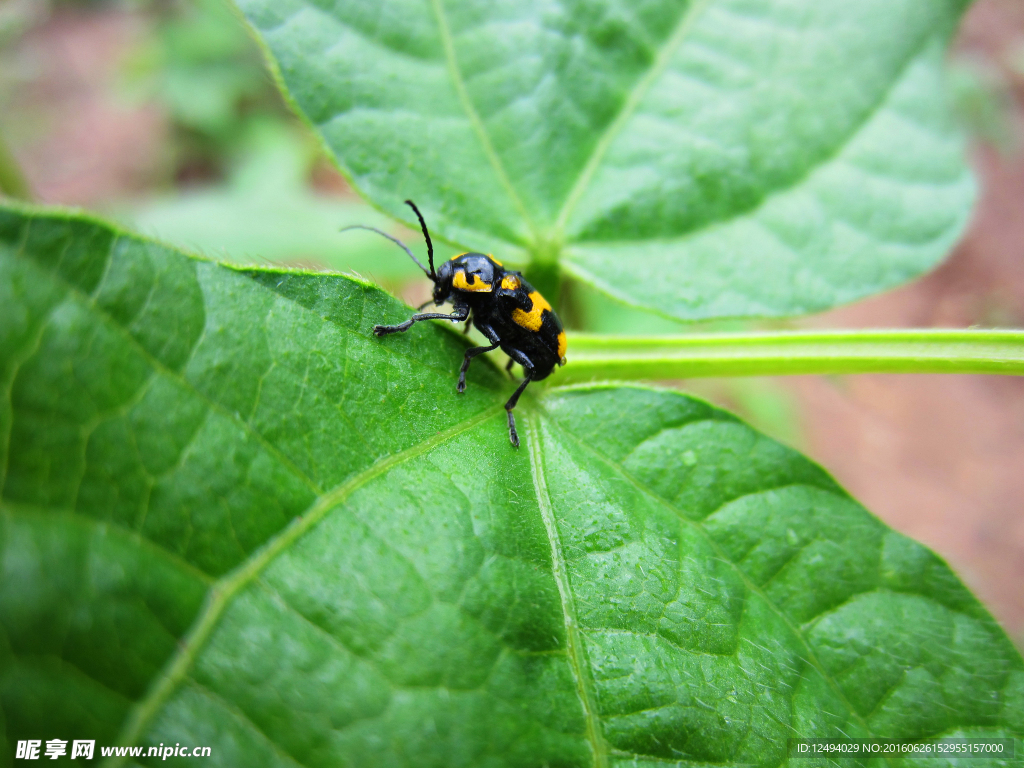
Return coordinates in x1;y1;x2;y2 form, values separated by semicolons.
457;342;499;393
502;347;536;448
373;305;468;336
462;315;473;334
504;371;533;449
458;321;503;393
505;358;516;378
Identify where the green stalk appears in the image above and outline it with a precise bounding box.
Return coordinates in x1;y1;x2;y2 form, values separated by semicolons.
550;329;1024;383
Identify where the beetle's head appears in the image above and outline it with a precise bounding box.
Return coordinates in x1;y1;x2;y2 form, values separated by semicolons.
433;253;496;303
339;203;506;308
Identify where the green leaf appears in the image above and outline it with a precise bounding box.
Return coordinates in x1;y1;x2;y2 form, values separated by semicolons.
234;0;975;321
2;205;1021;765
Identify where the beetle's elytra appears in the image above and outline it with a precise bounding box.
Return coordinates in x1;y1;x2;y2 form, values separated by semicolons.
347;200;566;447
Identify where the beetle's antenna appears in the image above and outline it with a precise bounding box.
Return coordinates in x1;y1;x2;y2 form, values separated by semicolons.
404;200;435;279
339;224;432;279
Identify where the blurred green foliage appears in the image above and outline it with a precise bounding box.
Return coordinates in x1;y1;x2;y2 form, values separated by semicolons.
117;0;449;285
124;0;285;180
125;120;451;280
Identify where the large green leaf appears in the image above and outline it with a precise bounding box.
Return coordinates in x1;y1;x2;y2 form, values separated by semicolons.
234;0;975;321
2;205;1021;765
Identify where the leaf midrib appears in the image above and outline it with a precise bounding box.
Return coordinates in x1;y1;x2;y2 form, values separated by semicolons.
104;404;504;768
527;414;608;768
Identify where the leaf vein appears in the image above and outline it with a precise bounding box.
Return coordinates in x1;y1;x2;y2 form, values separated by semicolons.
561;28;950;250
0;298;60;497
586;627;736;660
429;0;535;239
553;0;713;236
8;243;323;497
184;678;308;768
104;405;502;766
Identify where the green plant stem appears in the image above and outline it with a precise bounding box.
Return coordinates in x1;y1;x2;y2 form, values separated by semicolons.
0;132;31;201
550;329;1024;383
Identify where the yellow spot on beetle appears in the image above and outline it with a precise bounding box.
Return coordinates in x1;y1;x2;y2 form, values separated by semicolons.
557;330;567;359
453;269;493;292
489;254;503;266
512;291;551;332
500;274;521;291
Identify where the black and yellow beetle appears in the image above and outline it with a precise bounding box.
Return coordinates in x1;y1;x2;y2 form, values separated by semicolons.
348;200;566;447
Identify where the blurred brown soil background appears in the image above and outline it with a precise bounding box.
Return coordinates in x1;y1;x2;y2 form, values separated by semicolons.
790;0;1024;645
1;0;1022;644
0;4;167;204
